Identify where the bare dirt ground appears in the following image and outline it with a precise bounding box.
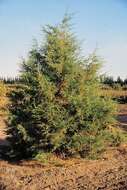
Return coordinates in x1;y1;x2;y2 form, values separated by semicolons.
118;104;127;131
0;104;127;190
0;146;127;190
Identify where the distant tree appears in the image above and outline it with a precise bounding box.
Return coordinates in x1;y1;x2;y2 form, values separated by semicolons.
102;76;114;87
7;16;116;159
116;76;123;86
124;78;127;85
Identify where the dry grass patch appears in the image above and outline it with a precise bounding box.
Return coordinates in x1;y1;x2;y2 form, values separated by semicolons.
101;89;127;98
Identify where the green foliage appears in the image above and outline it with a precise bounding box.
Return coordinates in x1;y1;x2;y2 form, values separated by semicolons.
34;152;52;163
7;16;117;159
107;128;127;146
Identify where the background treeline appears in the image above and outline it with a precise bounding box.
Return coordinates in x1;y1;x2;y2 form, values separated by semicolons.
100;76;127;103
101;76;127;90
0;77;23;84
1;75;127;89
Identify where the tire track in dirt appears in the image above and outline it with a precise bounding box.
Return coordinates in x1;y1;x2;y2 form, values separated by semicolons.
118;104;127;131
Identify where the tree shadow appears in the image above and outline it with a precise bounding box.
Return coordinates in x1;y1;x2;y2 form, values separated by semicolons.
117;114;127;131
0;138;25;164
0;138;11;161
0;138;9;146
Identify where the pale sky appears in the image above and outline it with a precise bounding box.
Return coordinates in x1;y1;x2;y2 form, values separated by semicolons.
0;0;127;78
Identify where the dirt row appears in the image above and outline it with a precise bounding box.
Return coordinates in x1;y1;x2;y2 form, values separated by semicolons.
0;145;127;190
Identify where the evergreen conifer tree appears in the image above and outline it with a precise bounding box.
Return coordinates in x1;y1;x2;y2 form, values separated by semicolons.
8;16;116;158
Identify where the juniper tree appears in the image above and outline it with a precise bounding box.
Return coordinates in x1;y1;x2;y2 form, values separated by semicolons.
7;16;116;158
